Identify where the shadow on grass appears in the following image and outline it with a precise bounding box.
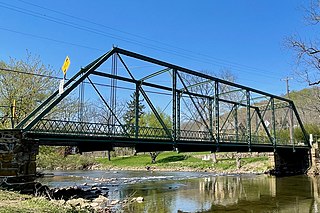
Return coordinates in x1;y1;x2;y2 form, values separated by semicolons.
157;155;187;164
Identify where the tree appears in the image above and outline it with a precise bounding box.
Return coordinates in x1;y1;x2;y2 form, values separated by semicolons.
287;1;320;85
179;69;239;162
180;69;240;131
112;92;146;157
287;0;320;124
141;108;172;129
123;91;145;132
140;109;172;164
0;52;57;128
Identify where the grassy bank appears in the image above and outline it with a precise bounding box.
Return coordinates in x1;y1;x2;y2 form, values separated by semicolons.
36;146;271;173
96;152;271;173
0;190;80;213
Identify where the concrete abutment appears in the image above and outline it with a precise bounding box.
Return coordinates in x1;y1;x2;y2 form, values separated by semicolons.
272;149;311;176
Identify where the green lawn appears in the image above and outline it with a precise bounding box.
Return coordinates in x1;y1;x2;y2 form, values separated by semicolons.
96;152;270;173
36;146;270;173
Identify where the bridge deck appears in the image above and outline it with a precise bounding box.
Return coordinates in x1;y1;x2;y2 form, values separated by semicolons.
25;119;308;153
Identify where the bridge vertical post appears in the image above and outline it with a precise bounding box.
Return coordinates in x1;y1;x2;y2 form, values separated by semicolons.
172;69;177;145
78;80;84;123
135;83;140;139
271;98;276;149
289;102;295;150
78;80;85;135
177;91;181;141
110;53;118;129
246;90;251;151
209;98;213;142
214;81;220;149
233;104;239;142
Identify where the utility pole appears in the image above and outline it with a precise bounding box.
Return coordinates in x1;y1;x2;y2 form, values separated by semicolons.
281;77;293;144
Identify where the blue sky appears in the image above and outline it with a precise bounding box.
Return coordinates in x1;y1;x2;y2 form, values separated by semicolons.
0;0;315;96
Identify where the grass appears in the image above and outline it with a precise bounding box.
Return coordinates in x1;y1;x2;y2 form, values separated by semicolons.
36;146;270;173
0;190;82;213
96;152;270;173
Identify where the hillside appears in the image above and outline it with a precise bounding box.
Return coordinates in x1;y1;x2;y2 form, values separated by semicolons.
289;87;320;125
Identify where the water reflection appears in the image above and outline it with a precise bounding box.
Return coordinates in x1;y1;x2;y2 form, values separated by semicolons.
38;171;320;212
122;175;320;213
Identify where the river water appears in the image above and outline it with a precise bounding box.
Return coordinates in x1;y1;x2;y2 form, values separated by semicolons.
38;170;320;212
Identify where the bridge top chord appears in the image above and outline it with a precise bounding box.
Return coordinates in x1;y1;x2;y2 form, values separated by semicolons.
12;47;309;153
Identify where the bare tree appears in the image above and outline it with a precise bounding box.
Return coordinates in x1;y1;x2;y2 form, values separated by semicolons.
287;1;320;85
180;69;240;131
287;37;320;85
286;1;320;125
305;0;320;24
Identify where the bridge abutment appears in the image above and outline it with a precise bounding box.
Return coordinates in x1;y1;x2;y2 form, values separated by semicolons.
273;149;310;175
307;140;320;175
0;130;38;182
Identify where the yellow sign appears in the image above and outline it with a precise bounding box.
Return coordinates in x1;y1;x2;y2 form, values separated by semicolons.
61;56;70;75
12;99;16;118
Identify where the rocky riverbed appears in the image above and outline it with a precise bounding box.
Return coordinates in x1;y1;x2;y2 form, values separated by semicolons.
49;185;144;212
0;177;144;212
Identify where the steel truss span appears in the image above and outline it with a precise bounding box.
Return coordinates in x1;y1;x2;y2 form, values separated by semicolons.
16;47;309;152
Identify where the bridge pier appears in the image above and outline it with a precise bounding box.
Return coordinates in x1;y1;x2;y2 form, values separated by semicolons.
273;149;310;176
0;130;38;183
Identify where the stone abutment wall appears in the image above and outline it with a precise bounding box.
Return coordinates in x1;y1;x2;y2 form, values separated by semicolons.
0;130;38;182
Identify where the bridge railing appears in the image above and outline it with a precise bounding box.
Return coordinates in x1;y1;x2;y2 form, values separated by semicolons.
31;119;127;136
31;119;173;139
138;126;171;139
29;119;307;147
179;130;211;141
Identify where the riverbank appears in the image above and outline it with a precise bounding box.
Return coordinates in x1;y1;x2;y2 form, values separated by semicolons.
0;151;271;212
2;171;316;212
0;181;143;212
37;150;272;174
96;152;271;174
0;189;75;213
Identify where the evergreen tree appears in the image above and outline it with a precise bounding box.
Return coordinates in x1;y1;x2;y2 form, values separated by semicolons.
123;91;145;133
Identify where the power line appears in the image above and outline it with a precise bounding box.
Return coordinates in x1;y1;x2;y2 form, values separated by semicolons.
0;67;61;80
0;2;196;59
0;1;284;80
0;25;285;86
0;27;105;52
0;67;173;96
5;66;313;118
15;0;282;77
0;26;107;53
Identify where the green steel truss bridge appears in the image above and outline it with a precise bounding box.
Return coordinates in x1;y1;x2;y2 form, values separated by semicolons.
15;47;310;153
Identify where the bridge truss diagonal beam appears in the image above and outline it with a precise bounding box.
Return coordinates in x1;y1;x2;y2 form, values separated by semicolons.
117;53;172;138
87;77;129;137
17;49;116;130
15;46;310;150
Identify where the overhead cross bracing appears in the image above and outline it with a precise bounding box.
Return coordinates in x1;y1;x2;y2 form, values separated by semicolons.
15;47;309;153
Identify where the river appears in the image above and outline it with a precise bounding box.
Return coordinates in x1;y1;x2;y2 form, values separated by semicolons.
38;170;320;212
